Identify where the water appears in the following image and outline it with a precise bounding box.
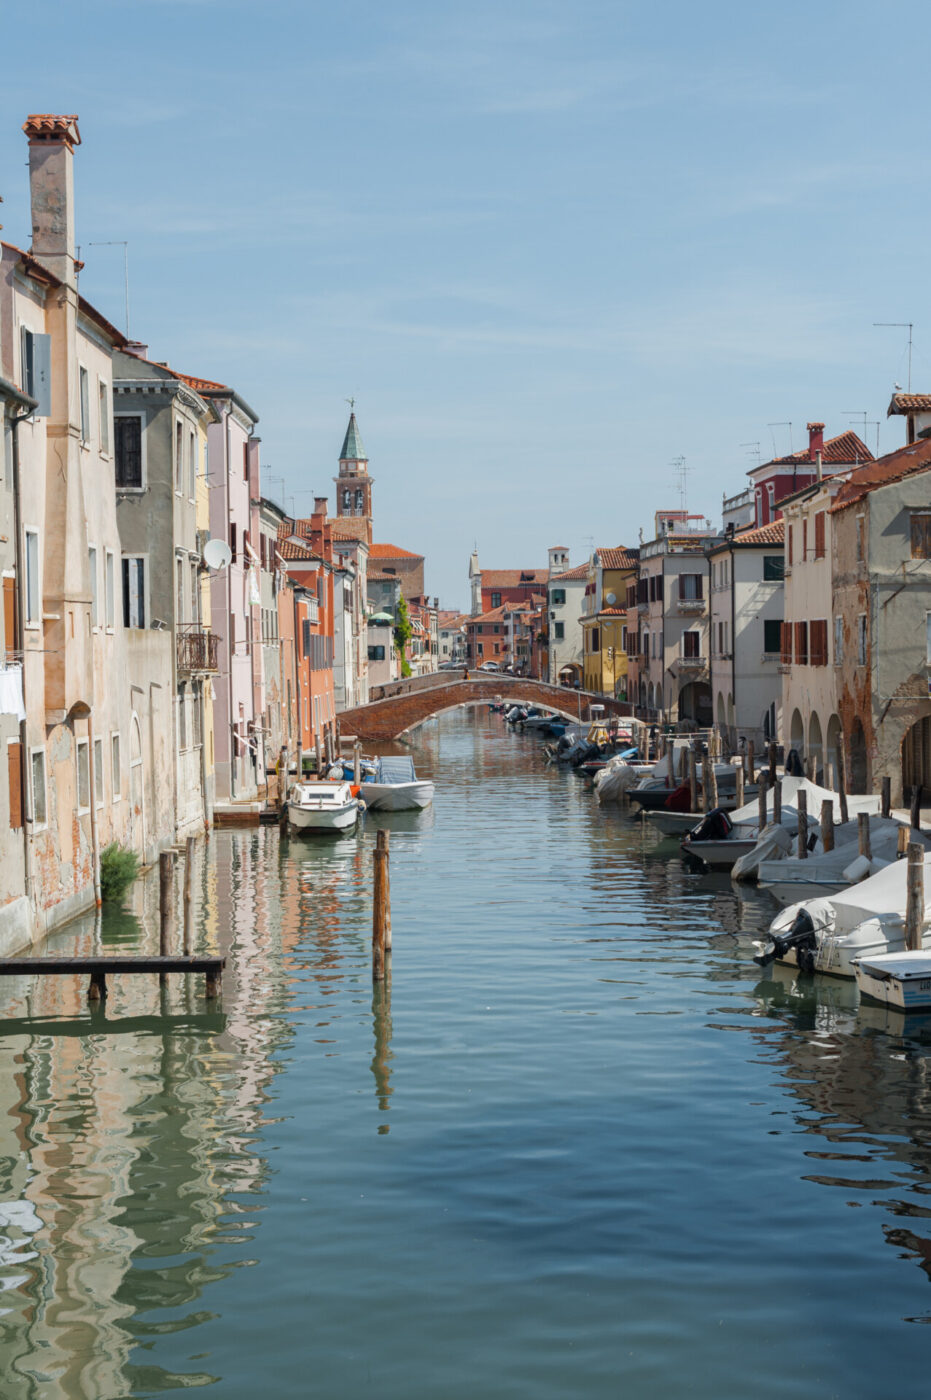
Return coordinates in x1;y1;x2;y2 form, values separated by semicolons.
1;710;931;1398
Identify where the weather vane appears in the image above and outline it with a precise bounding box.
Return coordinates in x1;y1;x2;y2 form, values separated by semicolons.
345;397;355;411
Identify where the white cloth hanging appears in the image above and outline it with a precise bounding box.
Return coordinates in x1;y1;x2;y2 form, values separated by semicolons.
0;665;25;722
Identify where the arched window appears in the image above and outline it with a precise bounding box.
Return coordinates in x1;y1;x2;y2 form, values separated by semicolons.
354;488;364;511
342;488;351;509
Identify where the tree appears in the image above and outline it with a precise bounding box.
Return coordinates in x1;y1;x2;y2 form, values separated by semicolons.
394;596;413;658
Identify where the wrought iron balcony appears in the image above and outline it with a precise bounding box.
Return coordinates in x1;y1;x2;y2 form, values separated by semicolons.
177;626;219;674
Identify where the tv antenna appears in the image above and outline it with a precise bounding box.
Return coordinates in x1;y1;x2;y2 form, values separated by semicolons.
874;322;913;391
740;440;761;466
767;422;793;458
671;456;689;512
88;240;130;337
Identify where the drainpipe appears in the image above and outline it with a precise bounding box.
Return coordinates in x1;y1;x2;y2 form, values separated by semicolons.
8;392;38;920
225;407;236;799
729;539;737;748
87;709;102;906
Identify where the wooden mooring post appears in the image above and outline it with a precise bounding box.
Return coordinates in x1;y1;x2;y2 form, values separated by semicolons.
688;747;698;813
906;842;925;951
773;779;782;828
898;824;909;859
858;812;872;861
881;776;891;820
159;852;174;986
821;800;834;853
354;741;362;787
701;753;711;814
746;740;755;784
735;759;744;809
373;829;391;981
768;742;777;786
757;773;769;832
797;789;808;860
183;836;195;956
911;784;923;832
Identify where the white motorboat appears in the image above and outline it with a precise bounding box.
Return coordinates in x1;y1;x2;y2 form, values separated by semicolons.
753;848;931;979
361;756;434;812
856;951;931;1012
287;780;362;834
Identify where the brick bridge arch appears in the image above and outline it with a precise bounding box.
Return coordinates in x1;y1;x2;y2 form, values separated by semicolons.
339;673;632;743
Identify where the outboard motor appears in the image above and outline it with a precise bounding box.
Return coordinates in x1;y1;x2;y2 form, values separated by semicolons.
690;807;733;843
753;908;817;971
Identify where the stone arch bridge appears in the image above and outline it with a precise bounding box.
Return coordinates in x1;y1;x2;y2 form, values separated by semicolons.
339;672;632;743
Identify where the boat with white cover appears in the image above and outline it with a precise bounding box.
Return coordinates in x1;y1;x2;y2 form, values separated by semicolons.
855;951;931;1012
361;755;434;811
287;780;363;834
753;847;931;979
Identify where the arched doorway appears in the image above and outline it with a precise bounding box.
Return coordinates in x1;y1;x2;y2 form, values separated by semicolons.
826;714;841;784
902;714;931;803
558;664;581;687
808;712;823;783
849;716;868;794
679;681;713;728
789;708;804;758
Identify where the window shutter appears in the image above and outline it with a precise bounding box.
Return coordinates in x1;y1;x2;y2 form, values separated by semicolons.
3;576;15;658
678;575;685;600
8;741;22;829
814;512;825;559
695;573;703;599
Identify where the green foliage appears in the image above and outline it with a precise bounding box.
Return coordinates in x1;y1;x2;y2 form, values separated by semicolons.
99;843;140;903
393;596;413;656
401;658;413;678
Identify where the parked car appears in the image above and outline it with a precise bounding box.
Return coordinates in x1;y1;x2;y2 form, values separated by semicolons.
479;661;501;671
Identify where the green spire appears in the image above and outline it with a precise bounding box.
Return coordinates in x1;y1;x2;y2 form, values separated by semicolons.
340;412;367;461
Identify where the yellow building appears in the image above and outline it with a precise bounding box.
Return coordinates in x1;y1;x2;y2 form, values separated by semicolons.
581;547;639;697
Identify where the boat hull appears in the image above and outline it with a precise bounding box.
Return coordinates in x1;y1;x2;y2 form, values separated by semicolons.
681;837;757;869
362;781;434;811
288;803;359;833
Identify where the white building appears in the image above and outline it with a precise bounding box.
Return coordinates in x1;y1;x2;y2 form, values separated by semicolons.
708;521;785;750
547;551;587;685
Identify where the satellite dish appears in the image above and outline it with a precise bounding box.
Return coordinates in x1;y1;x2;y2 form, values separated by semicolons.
605;592;617;605
203;538;232;570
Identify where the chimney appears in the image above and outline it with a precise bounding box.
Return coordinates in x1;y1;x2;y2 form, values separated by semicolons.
314;495;328;516
807;422;825;461
23;114;81;286
123;341;149;360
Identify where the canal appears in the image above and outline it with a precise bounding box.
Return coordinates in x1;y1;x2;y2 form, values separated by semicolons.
1;709;931;1398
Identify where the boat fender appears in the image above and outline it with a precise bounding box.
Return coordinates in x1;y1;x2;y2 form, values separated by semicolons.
841;854;872;883
753;908;816;969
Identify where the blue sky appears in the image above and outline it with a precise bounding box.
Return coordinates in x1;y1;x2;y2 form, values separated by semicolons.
1;0;927;607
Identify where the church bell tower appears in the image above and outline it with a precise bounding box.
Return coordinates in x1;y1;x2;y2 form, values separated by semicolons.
334;410;373;545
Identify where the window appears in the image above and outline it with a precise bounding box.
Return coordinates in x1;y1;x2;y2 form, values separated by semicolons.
178;684;187;748
810;619;828;666
795;621;808;665
30;748;47;826
93;737;104;806
122;557;145;628
493;624;500;634
787;525;793;567
192;683;202;747
491;592;502;608
243;442;249;482
857;614;867;666
114;416;143;488
98;381;110;454
111;734;121;799
814;511;825;559
678;573;703;600
368;644;386;661
554;621;565;641
835;617;844;664
682;631;700;659
21;328;36;399
176;557;184;623
24;530;39;624
642;629;649;659
175;421;183;491
763;619;782;653
551;589;566;606
762;555;784;582
302;618;311;654
189;432;196;496
79;366;90;443
230;523;237;562
591;627;600;653
76;739;90;812
911;512;931;559
802;518;808;560
355;487;364;511
856;516;865;562
88;546;98;626
105;551;115;628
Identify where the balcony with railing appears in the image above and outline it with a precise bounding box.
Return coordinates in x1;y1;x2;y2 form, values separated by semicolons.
177;626;220;674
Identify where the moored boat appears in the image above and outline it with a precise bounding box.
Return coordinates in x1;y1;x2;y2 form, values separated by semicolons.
287;780;363;834
361;755;434;811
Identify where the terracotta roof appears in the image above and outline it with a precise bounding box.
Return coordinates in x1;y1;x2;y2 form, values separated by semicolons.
370;543;423;560
330;517;370;541
479;569;549;588
888;393;931;416
830;437;931;513
593;606;627;616
596;547;640;571
278;539;321;562
175;371;228;394
367;568;399;582
752;429;872;471
729;520;785;547
551;563;590;581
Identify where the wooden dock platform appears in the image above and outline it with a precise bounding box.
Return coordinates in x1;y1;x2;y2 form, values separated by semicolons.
0;956;225;1000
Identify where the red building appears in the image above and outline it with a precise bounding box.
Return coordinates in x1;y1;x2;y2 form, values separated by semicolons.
748;422;872;527
278;497;337;766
